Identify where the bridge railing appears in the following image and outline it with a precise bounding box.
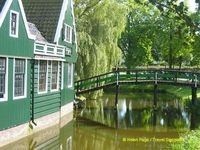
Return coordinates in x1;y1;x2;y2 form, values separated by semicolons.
75;71;116;92
75;69;200;94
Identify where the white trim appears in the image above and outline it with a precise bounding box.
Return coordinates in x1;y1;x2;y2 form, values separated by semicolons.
9;10;19;38
0;0;35;40
50;61;60;92
71;0;78;52
34;41;65;58
0;54;31;59
64;24;72;43
67;63;73;88
54;0;68;43
13;59;27;100
34;55;65;61
0;0;12;27
0;58;8;102
38;60;48;94
18;0;35;39
61;62;64;90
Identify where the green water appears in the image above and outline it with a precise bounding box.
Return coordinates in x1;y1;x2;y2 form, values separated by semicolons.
2;93;200;150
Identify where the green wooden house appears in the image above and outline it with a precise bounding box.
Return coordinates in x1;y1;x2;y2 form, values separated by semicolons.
0;0;77;131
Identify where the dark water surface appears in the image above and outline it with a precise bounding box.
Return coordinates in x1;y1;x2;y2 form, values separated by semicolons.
2;93;200;150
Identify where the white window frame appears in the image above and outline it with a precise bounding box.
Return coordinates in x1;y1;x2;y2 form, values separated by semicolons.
67;63;73;88
13;59;27;100
9;10;19;38
51;61;59;92
61;62;64;90
0;57;8;102
64;24;72;43
38;60;48;94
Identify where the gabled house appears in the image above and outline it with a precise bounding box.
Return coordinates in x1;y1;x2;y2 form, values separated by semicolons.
0;0;35;130
22;0;77;121
0;0;77;144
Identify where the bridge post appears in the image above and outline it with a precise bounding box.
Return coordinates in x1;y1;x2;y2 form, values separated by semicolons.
192;75;197;105
136;71;138;83
115;84;119;107
115;68;119;108
154;84;158;108
192;86;197;105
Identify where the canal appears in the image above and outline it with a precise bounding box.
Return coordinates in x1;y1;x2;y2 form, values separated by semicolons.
2;90;200;150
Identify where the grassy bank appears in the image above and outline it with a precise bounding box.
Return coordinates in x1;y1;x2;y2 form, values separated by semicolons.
104;84;200;101
171;129;200;150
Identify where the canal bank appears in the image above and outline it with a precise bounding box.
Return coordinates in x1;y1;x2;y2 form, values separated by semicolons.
0;102;73;148
104;84;200;101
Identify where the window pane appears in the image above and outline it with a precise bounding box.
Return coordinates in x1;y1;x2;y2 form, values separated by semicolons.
11;13;17;35
65;25;72;42
68;64;73;87
39;60;47;92
51;61;58;90
14;59;25;97
0;58;6;95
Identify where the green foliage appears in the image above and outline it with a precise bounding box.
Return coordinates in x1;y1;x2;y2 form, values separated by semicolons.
119;0;196;69
171;129;200;150
75;0;127;80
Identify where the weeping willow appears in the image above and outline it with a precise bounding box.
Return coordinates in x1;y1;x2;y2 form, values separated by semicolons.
75;0;127;98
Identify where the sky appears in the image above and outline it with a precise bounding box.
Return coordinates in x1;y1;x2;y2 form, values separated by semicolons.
187;0;197;12
186;0;196;12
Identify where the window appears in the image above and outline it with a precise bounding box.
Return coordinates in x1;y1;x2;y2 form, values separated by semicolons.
38;60;47;93
64;24;72;43
14;59;26;98
0;57;7;101
10;10;19;38
65;47;72;56
67;63;73;88
51;61;59;91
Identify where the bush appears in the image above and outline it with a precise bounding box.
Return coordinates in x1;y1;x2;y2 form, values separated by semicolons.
171;129;200;150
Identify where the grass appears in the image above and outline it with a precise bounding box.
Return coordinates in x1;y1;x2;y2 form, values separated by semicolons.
104;84;200;101
171;129;200;150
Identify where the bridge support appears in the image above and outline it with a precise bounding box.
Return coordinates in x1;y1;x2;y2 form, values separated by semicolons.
115;85;119;107
191;86;197;105
154;84;158;108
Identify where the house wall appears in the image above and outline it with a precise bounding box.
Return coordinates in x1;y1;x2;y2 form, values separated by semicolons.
0;1;34;130
32;60;62;119
0;0;33;57
59;0;77;105
0;58;31;130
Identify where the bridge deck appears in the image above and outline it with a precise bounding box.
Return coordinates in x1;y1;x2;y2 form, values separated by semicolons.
75;69;200;94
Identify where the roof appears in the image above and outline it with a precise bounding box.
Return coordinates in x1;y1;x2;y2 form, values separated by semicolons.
0;0;6;12
28;22;47;42
22;0;63;42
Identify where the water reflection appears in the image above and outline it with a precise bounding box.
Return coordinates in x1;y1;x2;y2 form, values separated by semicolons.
2;94;200;150
78;96;190;130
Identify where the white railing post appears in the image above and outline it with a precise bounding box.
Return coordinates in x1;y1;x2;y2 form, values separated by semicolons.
34;41;65;57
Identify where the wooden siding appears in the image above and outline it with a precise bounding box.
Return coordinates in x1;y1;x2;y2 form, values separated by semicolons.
0;58;31;130
60;62;75;105
58;0;77;106
0;1;34;57
31;60;61;119
58;0;77;63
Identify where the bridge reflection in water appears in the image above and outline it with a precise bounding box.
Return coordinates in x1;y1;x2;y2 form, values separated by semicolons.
2;94;200;150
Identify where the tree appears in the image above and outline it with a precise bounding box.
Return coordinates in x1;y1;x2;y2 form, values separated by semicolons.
119;2;163;68
75;0;127;79
119;0;195;69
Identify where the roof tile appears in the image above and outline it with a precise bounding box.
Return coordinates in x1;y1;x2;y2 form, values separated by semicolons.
22;0;63;42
